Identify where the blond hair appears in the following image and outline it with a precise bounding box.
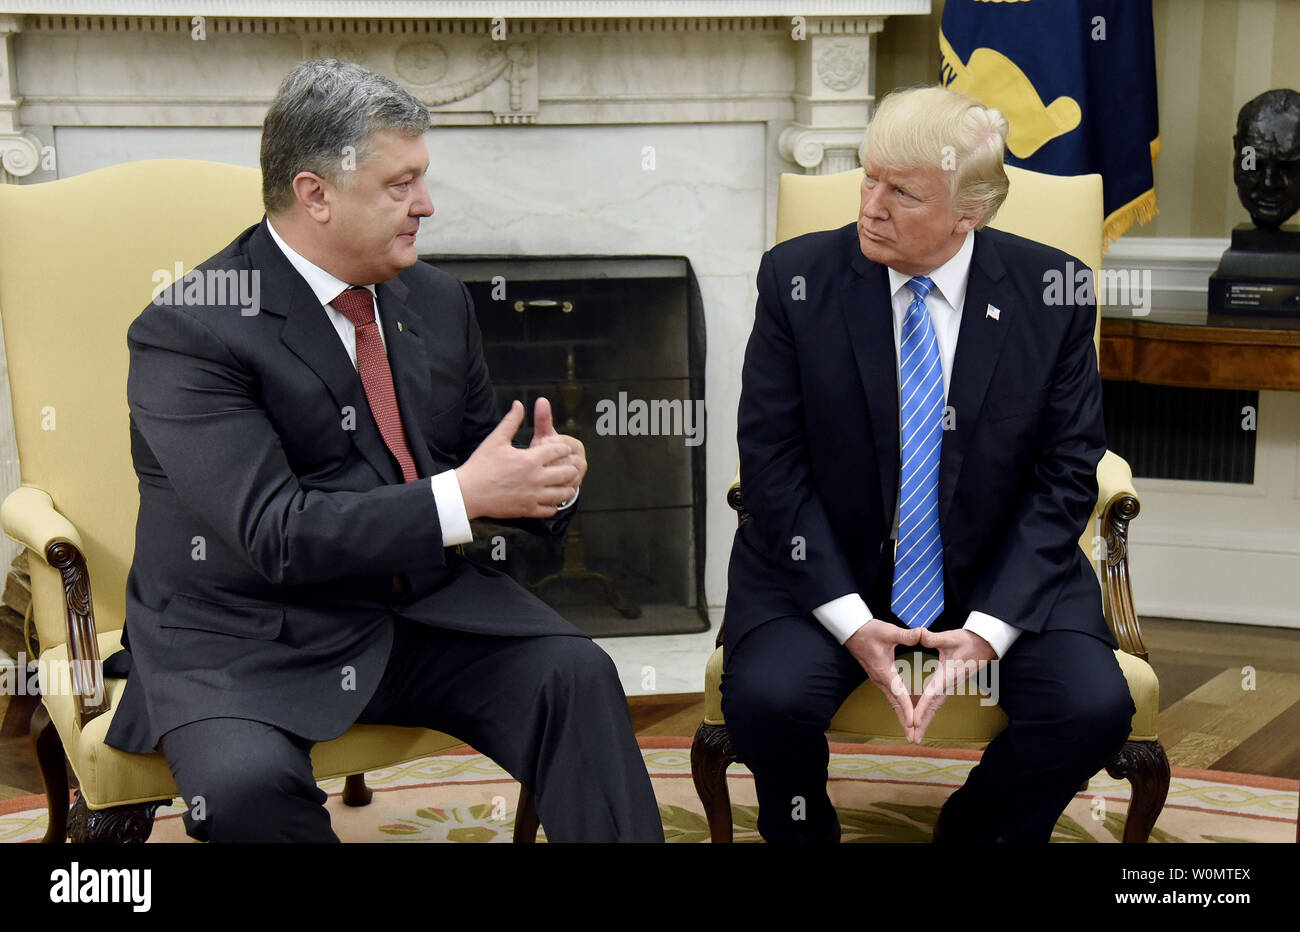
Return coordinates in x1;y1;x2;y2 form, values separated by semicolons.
859;85;1010;228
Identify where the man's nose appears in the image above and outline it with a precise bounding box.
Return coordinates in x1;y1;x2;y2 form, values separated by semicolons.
862;184;888;219
412;177;435;217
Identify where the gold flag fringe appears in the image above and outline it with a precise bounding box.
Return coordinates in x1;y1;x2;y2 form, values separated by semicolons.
1102;188;1158;253
1101;136;1161;253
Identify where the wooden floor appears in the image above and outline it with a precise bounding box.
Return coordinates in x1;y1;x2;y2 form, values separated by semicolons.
2;616;1298;801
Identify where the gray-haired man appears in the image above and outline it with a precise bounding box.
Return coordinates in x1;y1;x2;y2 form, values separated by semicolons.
105;59;663;843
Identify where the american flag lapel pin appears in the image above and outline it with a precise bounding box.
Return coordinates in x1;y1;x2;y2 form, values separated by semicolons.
986;303;1001;321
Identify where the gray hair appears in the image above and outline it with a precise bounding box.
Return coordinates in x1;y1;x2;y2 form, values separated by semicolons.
260;59;429;214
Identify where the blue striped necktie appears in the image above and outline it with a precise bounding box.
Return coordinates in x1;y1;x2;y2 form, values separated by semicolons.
892;275;945;629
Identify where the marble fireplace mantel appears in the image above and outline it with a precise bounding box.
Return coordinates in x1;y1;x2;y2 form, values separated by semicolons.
1;1;931;179
0;0;932;614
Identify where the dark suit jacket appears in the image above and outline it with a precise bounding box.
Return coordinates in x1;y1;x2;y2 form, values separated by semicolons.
106;218;583;754
722;222;1113;654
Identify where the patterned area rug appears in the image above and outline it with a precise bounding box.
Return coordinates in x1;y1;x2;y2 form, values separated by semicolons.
1;737;1295;842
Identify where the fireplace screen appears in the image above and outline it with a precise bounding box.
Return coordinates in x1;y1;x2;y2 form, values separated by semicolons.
427;256;707;637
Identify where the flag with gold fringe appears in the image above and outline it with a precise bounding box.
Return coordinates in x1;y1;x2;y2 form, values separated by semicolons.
939;0;1159;248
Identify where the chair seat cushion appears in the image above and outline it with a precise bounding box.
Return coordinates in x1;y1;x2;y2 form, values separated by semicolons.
703;643;1158;743
40;630;466;810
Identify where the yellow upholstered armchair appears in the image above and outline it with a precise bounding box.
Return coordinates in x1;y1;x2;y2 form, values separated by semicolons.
0;160;538;843
691;165;1168;843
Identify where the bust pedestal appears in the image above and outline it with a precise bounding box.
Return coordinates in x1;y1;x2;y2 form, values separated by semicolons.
1208;224;1300;318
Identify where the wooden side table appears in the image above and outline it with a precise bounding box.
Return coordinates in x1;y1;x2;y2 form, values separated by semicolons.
1101;311;1300;391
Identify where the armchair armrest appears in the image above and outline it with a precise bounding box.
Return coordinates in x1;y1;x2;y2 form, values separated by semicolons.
1094;451;1148;661
727;464;743;519
2;486;84;560
1096;449;1138;520
1;485;109;725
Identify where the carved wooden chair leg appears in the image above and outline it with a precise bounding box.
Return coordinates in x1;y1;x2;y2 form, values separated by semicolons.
342;773;373;807
1106;739;1170;843
513;786;540;842
691;721;736;843
67;792;165;843
29;702;70;843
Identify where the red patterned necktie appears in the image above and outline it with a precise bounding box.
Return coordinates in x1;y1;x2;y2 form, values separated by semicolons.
330;286;419;484
331;286;419;596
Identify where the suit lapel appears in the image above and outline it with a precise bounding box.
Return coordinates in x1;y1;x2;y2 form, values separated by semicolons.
250;220;433;484
938;229;1012;526
841;231;901;526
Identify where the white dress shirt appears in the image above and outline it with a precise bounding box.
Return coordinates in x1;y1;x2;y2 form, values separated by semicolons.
811;230;1021;659
264;218;575;549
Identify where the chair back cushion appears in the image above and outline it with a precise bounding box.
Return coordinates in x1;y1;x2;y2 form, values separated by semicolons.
0;160;263;647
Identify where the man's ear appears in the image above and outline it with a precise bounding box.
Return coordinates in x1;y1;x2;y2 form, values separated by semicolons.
291;171;331;222
954;205;988;234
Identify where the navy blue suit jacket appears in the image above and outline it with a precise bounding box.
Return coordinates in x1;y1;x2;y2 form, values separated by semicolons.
722;222;1113;654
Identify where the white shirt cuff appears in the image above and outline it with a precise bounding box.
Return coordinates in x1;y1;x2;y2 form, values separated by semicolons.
430;470;473;547
812;593;874;645
963;611;1022;659
557;486;580;510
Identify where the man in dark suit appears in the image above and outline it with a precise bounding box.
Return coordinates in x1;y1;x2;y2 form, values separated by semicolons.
104;59;663;843
721;85;1135;843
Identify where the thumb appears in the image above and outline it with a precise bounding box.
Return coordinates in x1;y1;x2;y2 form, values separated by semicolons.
920;628;951;650
531;396;556;441
489;400;525;445
896;624;924;646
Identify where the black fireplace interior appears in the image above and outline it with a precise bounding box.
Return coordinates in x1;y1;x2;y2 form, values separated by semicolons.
425;255;707;637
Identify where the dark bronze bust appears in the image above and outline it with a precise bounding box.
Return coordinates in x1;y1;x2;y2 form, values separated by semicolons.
1233;89;1300;229
1209;88;1300;320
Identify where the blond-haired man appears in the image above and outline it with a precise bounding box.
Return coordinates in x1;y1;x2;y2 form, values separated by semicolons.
721;85;1134;843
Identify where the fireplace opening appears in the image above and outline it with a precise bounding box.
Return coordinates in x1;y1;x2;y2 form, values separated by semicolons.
426;256;707;637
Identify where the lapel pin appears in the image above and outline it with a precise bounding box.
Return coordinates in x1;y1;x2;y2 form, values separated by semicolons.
986;304;1001;321
397;321;404;332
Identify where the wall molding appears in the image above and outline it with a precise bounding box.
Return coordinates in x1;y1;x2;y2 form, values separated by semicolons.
1132;527;1300;558
1136;598;1299;630
7;1;930;16
1101;235;1228;317
11;1;928;31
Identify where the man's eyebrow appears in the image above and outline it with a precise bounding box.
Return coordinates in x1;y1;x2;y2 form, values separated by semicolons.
386;164;429;182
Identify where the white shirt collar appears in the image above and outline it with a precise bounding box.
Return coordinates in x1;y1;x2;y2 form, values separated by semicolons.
263;216;377;308
885;229;975;310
